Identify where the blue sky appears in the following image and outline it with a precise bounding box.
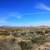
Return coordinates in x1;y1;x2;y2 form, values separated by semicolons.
0;0;50;26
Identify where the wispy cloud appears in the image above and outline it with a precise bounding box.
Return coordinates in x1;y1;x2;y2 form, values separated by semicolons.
16;16;22;19
0;11;23;26
36;3;50;11
8;12;22;19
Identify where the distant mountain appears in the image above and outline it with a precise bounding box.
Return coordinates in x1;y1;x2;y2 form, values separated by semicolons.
0;25;50;29
38;25;49;28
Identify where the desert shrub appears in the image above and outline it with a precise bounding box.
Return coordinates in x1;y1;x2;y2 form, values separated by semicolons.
12;32;18;37
45;30;48;34
31;35;47;45
0;32;9;35
18;41;32;50
21;32;26;36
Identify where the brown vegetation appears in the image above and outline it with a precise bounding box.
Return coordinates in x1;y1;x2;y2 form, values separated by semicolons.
0;26;50;50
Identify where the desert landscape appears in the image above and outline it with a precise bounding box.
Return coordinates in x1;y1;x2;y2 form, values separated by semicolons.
0;0;50;50
0;26;50;50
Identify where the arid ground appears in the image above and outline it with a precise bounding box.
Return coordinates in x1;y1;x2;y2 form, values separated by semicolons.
0;26;50;50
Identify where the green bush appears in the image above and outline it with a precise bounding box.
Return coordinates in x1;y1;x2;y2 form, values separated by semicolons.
31;35;47;45
18;41;32;50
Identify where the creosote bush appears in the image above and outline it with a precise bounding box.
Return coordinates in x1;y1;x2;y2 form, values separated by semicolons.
31;35;47;45
18;41;32;50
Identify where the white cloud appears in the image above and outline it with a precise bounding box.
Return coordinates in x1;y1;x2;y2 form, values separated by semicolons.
16;16;22;19
8;12;22;19
36;3;50;11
